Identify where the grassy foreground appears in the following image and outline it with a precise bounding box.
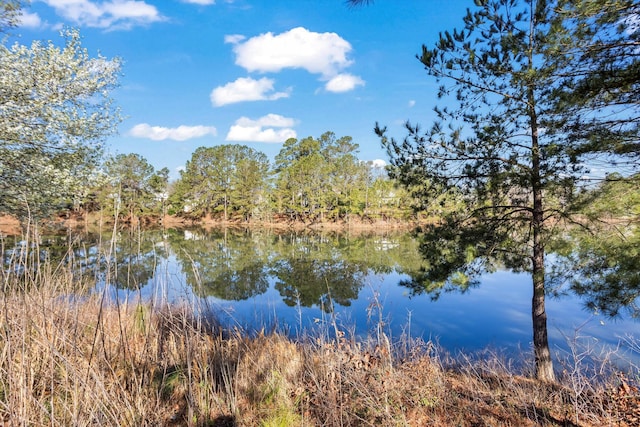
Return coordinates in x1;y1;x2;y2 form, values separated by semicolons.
1;271;639;426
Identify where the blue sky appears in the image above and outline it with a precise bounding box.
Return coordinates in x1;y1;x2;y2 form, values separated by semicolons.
14;0;471;178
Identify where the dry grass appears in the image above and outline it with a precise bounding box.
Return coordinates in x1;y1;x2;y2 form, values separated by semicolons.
1;289;637;426
0;233;638;426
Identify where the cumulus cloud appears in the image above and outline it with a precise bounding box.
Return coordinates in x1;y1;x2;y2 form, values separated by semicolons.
237;114;296;128
43;0;164;30
227;26;364;90
226;114;297;143
129;123;217;141
408;100;416;108
325;73;365;93
211;77;290;107
17;11;43;28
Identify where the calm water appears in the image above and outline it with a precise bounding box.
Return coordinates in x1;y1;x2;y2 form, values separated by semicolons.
8;227;640;366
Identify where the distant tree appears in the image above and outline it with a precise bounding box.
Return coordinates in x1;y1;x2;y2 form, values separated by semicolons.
0;28;121;219
101;153;167;223
174;145;269;221
274;132;368;222
366;0;639;382
577;173;640;222
148;166;170;217
274;136;331;221
322;132;370;220
232;151;271;221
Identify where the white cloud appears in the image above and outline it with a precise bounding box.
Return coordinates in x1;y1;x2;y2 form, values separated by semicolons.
226;114;297;143
229;27;355;79
182;0;215;4
17;11;43;28
43;0;164;30
129;123;217;141
236;113;296;128
224;34;245;44
211;77;290;106
408;100;416;108
325;73;365;93
370;159;387;168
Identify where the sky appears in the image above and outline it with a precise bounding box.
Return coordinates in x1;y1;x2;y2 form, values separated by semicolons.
13;0;472;179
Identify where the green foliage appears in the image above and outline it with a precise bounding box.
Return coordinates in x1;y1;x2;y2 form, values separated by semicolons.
550;174;640;318
372;0;639;381
163;135;409;224
97;153;168;221
259;406;301;427
562;225;640;318
274;136;330;221
577;173;640;221
273;132;373;222
550;0;639;159
173;145;270;221
0;28;121;219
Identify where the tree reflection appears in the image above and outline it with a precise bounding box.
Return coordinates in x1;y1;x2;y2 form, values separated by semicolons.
78;228;169;290
169;228;269;300
2;229;101;284
1;227;169;291
108;228;167;290
396;221;528;299
269;233;368;311
401;219;640;324
558;226;640;318
166;229;424;309
331;231;425;276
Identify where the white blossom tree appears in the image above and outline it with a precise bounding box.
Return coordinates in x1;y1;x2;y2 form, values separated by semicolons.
0;27;121;218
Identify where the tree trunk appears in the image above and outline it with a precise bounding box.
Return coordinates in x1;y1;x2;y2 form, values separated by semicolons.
530;86;555;382
532;215;555;382
526;4;555;379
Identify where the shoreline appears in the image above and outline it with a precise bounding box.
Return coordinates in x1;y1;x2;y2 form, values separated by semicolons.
0;213;421;236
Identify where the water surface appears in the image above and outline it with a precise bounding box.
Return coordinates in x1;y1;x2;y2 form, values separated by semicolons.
7;227;640;366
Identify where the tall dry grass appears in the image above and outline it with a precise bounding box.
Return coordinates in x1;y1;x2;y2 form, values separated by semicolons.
0;227;638;426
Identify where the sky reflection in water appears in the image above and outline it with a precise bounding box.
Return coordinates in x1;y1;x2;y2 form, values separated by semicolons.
42;227;640;367
104;251;638;368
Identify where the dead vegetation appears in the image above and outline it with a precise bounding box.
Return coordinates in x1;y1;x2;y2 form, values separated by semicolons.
0;280;638;427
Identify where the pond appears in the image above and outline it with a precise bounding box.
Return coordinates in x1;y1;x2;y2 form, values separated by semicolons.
5;226;640;367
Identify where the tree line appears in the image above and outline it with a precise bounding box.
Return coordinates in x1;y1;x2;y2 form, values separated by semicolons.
84;132;421;225
0;3;417;225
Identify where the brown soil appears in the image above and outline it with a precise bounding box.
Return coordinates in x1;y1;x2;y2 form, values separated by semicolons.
0;215;21;236
0;212;419;236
